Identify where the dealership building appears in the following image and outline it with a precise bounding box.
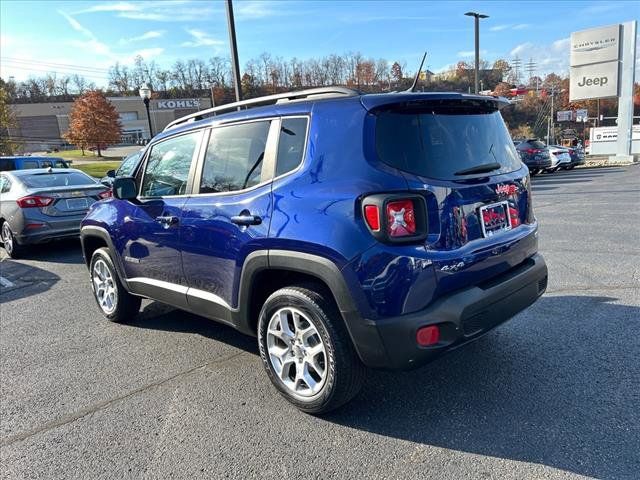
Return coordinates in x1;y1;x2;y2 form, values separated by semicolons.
8;97;213;152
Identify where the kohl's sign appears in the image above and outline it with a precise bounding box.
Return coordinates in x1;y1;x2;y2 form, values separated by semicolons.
157;99;200;109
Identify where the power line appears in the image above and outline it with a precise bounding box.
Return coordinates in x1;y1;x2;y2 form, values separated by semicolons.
0;64;110;81
1;57;111;73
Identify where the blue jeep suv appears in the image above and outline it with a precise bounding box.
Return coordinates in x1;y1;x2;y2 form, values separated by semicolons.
80;87;548;413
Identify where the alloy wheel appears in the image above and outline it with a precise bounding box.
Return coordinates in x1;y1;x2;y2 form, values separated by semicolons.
1;223;13;256
266;307;328;397
92;258;118;315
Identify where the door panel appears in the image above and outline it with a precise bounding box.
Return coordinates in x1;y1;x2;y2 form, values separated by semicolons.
121;130;203;306
181;119;278;312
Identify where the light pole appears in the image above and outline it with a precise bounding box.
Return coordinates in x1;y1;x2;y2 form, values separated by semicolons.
225;0;242;103
139;83;153;140
464;11;489;94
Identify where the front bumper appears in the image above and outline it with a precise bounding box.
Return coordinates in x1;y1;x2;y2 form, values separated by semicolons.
350;253;548;370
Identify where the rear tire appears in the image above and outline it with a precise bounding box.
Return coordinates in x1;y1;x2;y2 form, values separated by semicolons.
89;248;140;323
529;168;540;175
1;222;24;259
257;285;365;414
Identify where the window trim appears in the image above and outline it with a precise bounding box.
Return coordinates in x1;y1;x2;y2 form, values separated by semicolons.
191;115;310;197
137;129;206;199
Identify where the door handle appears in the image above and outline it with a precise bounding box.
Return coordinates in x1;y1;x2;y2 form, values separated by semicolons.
155;215;179;227
231;214;262;226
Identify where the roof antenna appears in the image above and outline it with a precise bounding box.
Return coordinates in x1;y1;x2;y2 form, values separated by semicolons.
406;52;427;93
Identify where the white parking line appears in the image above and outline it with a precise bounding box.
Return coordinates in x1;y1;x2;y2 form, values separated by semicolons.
0;276;15;288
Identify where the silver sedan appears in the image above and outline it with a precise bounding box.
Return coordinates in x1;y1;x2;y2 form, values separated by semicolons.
0;168;111;258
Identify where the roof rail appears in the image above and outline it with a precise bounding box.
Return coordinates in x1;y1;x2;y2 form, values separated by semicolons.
163;86;360;132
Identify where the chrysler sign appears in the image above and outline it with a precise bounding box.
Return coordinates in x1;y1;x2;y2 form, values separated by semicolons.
570;24;620;66
569;24;622;102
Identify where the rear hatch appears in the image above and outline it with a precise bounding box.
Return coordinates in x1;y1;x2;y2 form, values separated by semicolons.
367;94;538;297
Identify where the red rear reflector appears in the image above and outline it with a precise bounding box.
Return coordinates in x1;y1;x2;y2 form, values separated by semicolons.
364;205;380;231
16;196;54;208
25;223;45;230
416;325;440;346
98;190;113;199
386;199;416;237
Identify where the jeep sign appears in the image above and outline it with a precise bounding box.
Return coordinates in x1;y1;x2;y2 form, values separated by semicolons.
157;99;200;109
570;61;619;101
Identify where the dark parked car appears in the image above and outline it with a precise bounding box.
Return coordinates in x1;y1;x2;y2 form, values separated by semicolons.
100;151;143;187
515;139;552;174
0;168;111;258
0;156;70;171
80;88;547;413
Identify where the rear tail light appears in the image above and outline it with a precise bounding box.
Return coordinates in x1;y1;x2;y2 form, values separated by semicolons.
98;189;113;200
386;199;416;237
362;194;427;243
509;206;520;227
16;195;54;208
525;148;541;154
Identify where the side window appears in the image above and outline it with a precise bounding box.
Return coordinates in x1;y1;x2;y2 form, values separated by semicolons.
41;161;53;168
0;176;10;193
23;160;39;169
200;121;270;194
0;159;14;171
276;118;308;177
140;132;199;197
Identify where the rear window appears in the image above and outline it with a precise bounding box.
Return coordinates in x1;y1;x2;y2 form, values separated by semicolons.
21;172;95;188
375;108;522;179
527;140;546;149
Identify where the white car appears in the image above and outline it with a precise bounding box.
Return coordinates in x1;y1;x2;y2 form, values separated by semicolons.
546;146;571;172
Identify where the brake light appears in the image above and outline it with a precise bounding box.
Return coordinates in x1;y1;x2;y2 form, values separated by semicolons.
416;325;440;346
16;195;54;208
386;199;416;237
98;189;113;199
525;148;541;154
363;205;380;231
509;206;520;227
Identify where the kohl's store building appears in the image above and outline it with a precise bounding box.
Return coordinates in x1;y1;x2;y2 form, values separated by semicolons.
9;97;212;152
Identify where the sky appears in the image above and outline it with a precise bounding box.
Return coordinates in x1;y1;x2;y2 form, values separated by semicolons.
0;0;638;86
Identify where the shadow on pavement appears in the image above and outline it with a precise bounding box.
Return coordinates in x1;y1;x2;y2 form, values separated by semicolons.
323;295;639;479
6;239;84;265
0;261;61;302
130;302;258;355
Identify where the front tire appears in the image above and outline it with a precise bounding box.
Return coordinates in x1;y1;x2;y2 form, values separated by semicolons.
89;248;141;322
1;222;24;259
257;286;365;414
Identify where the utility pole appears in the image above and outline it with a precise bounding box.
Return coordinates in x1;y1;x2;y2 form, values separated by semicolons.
549;87;556;144
465;11;489;94
525;58;536;88
511;56;522;84
225;0;242;103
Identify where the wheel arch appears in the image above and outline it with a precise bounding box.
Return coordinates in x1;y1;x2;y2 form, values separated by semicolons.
80;226;130;289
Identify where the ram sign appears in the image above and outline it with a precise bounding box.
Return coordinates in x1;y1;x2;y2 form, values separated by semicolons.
569;24;622;102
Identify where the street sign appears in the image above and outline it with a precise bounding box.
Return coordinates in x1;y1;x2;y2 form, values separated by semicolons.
557;111;573;122
575;109;589;122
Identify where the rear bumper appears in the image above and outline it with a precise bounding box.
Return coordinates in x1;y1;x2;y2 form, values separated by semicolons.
15;218;83;245
525;158;552;168
350;253;548;370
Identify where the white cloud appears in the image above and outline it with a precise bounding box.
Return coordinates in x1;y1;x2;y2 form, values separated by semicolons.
75;2;138;13
58;10;97;40
74;1;216;22
119;30;165;45
491;23;530;32
181;28;225;48
235;1;276;19
458;49;488;58
507;38;571;76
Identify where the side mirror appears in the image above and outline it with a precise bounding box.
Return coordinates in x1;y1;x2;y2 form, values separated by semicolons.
113;177;137;201
106;169;116;178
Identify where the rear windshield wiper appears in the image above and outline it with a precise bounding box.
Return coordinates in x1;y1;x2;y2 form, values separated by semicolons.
454;162;501;176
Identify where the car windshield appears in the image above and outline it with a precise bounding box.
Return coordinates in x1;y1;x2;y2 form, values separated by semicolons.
116;153;141;176
21;171;96;188
376;107;522;179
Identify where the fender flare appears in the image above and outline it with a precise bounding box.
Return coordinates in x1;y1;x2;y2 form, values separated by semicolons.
80;225;130;290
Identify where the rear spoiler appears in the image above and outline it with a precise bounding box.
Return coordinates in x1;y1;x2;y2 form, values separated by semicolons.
360;92;510;112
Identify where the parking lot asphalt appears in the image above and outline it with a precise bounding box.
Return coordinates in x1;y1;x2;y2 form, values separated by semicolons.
1;166;638;479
